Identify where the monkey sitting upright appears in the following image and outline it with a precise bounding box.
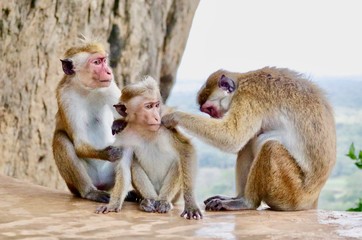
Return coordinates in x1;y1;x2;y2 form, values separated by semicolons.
162;67;336;211
52;39;133;203
95;76;202;220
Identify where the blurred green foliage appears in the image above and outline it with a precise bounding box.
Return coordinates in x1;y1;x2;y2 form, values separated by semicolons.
346;143;362;212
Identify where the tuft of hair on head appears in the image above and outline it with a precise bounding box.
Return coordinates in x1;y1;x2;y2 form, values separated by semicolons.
121;76;161;103
64;34;106;58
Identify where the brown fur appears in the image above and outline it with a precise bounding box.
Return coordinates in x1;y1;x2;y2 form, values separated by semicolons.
64;42;106;58
162;67;336;211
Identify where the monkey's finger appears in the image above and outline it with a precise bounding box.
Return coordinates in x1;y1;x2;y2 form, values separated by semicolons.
95;206;107;214
196;209;203;219
204;196;220;205
180;210;189;218
205;201;215;211
205;199;222;211
192;212;200;220
180;210;186;218
204;195;225;205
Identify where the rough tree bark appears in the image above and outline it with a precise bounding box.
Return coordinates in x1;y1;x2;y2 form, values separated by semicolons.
0;0;199;189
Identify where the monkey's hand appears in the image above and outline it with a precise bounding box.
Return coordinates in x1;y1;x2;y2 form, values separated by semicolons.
154;200;172;213
139;198;156;212
161;112;179;129
104;146;123;162
95;203;121;214
181;204;203;220
112;119;127;135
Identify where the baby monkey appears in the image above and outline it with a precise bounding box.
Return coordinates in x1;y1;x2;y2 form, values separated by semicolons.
96;76;202;220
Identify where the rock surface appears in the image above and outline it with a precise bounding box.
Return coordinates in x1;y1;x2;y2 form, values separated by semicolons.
0;0;199;189
1;175;361;239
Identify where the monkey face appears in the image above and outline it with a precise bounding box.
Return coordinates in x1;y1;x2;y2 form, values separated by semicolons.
198;73;236;119
82;53;113;88
127;96;161;132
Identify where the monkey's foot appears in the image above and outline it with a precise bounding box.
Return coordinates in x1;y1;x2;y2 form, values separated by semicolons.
205;197;253;211
181;205;203;220
139;198;156;212
154;200;171;213
124;190;143;203
84;189;110;203
203;195;234;205
95;203;120;214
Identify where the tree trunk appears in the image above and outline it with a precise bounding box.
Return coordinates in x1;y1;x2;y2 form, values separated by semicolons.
0;0;199;189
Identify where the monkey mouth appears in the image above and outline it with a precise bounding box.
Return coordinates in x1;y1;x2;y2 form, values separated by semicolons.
99;79;111;83
148;124;161;130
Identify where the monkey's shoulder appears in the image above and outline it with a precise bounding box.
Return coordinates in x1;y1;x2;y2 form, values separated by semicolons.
162;126;193;148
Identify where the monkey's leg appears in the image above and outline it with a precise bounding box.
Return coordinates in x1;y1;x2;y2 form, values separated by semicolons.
204;140;273;211
245;140;308;211
204;141;254;206
207;140;307;211
131;160;158;212
156;161;181;214
95;149;133;214
53;131;110;203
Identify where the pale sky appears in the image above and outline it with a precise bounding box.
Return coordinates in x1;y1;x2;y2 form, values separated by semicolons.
177;0;362;81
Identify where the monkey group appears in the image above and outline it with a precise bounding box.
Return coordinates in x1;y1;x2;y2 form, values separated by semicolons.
53;40;336;220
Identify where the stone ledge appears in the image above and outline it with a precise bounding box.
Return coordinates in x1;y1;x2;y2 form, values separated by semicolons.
0;175;361;239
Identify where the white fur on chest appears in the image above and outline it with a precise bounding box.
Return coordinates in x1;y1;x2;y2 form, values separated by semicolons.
133;131;178;192
62;85;119;149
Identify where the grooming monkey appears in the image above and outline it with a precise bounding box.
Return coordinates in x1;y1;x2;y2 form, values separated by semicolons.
53;40;133;203
96;77;202;220
162;67;336;211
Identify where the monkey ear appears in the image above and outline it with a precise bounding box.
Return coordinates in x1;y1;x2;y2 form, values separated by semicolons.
114;103;127;117
218;75;236;93
60;59;75;75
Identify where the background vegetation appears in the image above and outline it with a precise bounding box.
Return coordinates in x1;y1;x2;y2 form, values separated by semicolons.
167;77;362;210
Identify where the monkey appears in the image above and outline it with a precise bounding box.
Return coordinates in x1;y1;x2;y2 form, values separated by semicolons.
52;39;133;203
161;67;336;211
95;76;202;220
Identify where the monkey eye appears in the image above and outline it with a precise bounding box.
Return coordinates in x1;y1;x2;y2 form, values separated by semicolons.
145;104;153;109
155;102;160;108
92;59;102;65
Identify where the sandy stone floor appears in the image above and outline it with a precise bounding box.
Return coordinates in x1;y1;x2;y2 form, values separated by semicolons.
0;175;361;239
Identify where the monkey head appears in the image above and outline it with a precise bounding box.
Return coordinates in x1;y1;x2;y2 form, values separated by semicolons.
60;42;113;89
114;77;162;132
197;70;237;118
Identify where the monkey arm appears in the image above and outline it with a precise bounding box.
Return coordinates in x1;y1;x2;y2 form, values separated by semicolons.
131;160;158;199
177;140;202;219
75;143;122;162
162;110;262;153
97;148;134;213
